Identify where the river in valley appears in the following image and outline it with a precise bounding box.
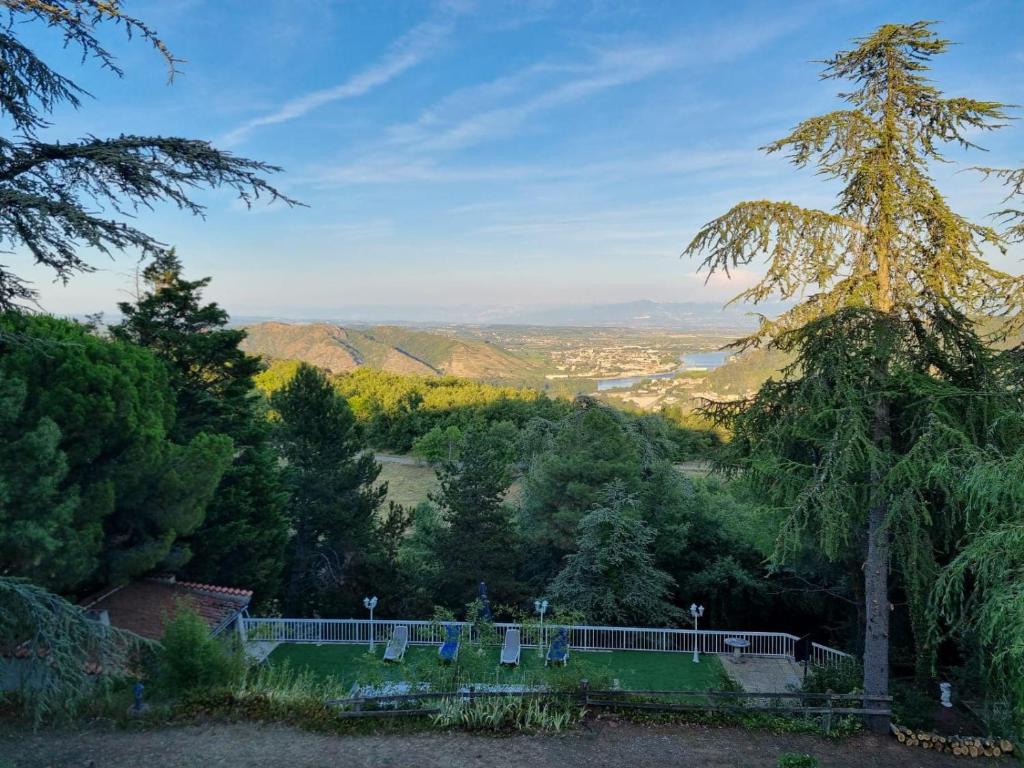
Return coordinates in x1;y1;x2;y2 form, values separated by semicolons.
595;350;729;391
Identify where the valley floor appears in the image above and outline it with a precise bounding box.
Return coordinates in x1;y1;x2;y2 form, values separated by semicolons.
0;720;962;768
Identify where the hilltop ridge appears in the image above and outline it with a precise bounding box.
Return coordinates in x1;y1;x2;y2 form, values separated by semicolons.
239;321;542;381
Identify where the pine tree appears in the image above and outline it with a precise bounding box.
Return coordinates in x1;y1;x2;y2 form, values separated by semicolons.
112;249;263;442
182;441;288;602
112;251;288;602
429;425;524;609
548;482;681;627
0;1;296;309
272;364;386;615
0;371;83;590
0;313;233;589
683;22;1024;729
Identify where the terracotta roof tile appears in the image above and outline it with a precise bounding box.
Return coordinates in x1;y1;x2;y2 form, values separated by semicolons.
80;578;251;641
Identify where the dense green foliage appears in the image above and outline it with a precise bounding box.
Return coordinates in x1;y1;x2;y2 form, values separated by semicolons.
271;364;386;615
112;249;265;442
0;313;232;591
685;20;1024;728
0;372;78;586
426;425;524;608
112;252;288;602
516;397;768;626
155;606;246;694
549;483;681;626
335;367;571;453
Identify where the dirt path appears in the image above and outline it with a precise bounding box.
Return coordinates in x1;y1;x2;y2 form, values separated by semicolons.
0;720;962;768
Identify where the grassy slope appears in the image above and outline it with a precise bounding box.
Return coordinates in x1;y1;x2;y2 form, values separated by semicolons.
268;643;725;692
377;459;523;509
377;462;438;508
365;326;542;381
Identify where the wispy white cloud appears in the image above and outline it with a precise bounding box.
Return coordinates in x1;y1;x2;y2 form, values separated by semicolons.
309;147;764;186
308;13;804;185
221;2;472;146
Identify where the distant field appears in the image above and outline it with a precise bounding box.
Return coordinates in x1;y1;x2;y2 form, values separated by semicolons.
376;455;524;509
376;459;438;508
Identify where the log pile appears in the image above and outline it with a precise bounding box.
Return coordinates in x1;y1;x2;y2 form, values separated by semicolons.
890;724;1014;758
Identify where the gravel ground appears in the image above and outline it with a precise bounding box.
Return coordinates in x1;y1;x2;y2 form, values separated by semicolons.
0;719;965;768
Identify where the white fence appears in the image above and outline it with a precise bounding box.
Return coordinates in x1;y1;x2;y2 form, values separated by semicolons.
811;642;854;667
241;617;849;664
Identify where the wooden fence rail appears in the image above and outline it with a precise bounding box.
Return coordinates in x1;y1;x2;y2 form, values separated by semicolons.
324;685;892;726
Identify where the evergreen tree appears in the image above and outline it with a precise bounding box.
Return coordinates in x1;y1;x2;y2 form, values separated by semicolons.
0;372;83;590
0;313;232;590
520;400;644;571
111;251;288;600
111;249;263;442
428;425;524;609
0;1;295;310
272;364;385;615
519;397;694;588
182;441;288;602
683;22;1024;727
548;483;681;627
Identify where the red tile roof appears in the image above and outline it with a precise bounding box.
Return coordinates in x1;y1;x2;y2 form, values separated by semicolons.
80;577;252;641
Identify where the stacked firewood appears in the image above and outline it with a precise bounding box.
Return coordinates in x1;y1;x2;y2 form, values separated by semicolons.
890;724;1014;758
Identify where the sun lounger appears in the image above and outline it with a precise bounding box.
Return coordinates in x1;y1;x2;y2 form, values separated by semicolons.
546;627;569;666
500;628;521;666
438;624;460;663
383;625;408;662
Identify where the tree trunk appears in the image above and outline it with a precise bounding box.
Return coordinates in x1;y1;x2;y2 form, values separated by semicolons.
863;397;892;733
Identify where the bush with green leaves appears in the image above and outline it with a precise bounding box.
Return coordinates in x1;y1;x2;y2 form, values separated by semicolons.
801;660;862;695
155;605;246;694
777;754;818;768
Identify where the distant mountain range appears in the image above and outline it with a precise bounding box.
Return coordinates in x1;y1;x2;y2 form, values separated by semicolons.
234;299;778;329
240;322;541;379
487;300;767;329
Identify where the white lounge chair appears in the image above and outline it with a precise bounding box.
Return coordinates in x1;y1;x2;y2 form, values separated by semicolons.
500;628;521;666
383;625;409;662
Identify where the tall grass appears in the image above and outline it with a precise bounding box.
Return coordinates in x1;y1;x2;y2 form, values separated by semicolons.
430;696;587;732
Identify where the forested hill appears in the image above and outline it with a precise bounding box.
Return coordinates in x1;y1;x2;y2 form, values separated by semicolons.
239;321;541;381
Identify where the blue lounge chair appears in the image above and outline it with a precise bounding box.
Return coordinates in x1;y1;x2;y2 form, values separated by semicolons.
438;624;460;663
546;627;569;667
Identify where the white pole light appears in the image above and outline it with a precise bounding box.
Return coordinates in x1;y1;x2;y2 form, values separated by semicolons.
534;599;549;657
363;596;378;652
690;603;705;663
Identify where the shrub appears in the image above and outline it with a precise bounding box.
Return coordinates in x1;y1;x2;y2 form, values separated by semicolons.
777;754;818;768
157;604;246;694
801;660;862;694
430;696;586;732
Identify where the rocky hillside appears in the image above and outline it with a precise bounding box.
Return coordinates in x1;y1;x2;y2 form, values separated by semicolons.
239;322;541;381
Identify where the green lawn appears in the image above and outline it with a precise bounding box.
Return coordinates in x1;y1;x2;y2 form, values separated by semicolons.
266;643;725;692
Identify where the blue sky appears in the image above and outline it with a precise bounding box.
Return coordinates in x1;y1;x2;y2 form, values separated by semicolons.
15;0;1024;318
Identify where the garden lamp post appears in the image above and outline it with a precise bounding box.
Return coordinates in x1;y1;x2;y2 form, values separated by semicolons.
534;599;549;657
363;596;378;652
690;603;705;663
